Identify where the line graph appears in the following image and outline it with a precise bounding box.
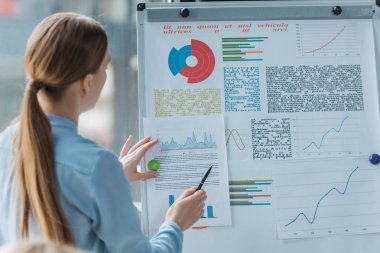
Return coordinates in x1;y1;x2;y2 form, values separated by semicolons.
304;26;346;54
302;116;349;151
274;158;380;239
225;129;246;150
285;166;359;227
161;131;216;151
294;116;363;159
224;125;251;161
296;23;359;57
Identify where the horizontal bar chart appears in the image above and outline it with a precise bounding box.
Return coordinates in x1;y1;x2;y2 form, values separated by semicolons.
222;37;268;62
229;179;272;206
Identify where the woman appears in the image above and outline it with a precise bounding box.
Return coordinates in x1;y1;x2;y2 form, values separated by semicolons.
0;12;206;253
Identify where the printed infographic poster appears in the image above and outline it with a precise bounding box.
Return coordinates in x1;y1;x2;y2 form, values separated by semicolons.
141;18;380;252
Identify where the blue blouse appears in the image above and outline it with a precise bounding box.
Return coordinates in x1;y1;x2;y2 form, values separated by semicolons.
0;114;183;253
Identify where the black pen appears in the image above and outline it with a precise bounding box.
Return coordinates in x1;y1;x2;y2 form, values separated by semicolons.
196;166;213;191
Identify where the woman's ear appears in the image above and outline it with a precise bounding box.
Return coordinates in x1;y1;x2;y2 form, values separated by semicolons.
81;73;94;95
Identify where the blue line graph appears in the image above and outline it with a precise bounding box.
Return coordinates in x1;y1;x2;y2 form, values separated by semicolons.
161;132;216;151
284;166;359;227
303;116;349;151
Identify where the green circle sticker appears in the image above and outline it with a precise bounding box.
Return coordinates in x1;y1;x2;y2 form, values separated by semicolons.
148;159;160;171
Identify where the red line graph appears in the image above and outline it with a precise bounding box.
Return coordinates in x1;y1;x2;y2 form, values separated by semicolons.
225;129;246;150
305;26;346;54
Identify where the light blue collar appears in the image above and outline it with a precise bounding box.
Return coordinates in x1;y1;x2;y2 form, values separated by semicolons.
47;114;78;132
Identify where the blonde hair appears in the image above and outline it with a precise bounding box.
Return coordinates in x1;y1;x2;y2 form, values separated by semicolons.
14;12;107;245
0;241;89;253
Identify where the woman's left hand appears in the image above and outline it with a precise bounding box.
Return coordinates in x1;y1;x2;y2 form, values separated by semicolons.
119;135;160;183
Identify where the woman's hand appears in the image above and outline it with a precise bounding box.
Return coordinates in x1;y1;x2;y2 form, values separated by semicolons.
165;187;207;231
119;135;160;183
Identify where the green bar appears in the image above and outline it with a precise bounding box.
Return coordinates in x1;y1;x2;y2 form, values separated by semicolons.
222;44;250;47
223;50;242;53
230;194;249;198
223;37;253;40
230;201;251;205
223;37;268;40
223;57;243;60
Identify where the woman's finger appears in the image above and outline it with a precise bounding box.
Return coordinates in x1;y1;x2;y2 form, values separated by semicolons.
138;171;160;181
197;193;207;202
133;139;159;161
128;136;151;154
119;135;133;159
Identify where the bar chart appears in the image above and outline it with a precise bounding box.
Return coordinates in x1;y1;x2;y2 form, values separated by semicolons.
202;206;215;219
229;179;272;206
169;194;216;218
222;37;268;62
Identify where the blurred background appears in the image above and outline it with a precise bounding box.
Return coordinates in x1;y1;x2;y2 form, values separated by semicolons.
0;0;166;204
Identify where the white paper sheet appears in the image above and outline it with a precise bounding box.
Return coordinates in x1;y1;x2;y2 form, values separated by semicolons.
143;115;232;233
273;157;380;239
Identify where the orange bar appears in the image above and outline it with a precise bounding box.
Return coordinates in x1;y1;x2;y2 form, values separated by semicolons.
192;226;208;230
251;195;271;198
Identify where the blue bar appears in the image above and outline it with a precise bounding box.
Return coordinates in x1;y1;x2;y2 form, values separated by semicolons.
207;206;215;218
169;195;175;207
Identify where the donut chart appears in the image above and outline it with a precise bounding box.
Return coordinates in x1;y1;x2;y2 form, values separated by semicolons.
168;39;215;84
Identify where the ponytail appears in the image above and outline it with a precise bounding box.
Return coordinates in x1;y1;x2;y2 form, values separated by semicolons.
15;80;75;245
15;11;107;245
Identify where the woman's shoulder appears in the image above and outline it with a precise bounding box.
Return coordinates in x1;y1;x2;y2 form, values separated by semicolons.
54;132;120;176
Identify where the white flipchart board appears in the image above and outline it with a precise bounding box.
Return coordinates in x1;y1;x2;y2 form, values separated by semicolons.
137;1;380;252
